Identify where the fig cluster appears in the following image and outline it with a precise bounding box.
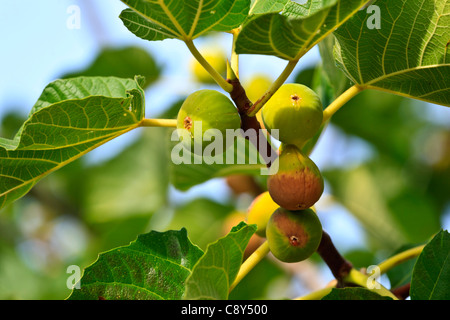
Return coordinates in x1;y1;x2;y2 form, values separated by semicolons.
249;83;325;263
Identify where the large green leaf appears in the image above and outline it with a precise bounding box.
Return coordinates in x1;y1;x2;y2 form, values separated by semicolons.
183;222;257;300
318;35;351;99
68;229;204;300
248;0;288;15
0;76;145;211
120;0;251;42
236;0;369;60
410;230;450;300
334;0;450;107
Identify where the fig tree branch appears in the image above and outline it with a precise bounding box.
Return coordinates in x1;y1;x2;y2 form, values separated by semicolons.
391;283;411;300
316;230;353;284
228;78;277;166
307;232;424;300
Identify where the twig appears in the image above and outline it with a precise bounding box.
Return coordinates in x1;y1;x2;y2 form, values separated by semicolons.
391;283;411;300
227;78;277;167
316;230;353;285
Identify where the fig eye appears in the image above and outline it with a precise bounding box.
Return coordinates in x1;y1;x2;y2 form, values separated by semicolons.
266;207;322;263
289;235;299;246
262;83;322;148
183;116;193;130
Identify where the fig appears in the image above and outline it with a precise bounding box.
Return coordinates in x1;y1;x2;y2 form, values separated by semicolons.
177;89;241;155
267;144;323;211
266;207;322;263
262;83;323;148
247;191;280;237
190;50;226;84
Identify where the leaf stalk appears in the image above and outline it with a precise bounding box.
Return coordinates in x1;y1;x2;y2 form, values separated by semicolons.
247;59;299;116
229;240;270;292
185;39;234;93
322;85;364;124
139;118;177;128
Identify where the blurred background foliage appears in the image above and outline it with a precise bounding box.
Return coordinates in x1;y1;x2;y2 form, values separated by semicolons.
0;2;449;300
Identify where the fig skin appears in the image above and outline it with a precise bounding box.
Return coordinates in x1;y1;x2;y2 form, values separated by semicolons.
177;89;241;155
267;144;324;211
262;83;323;148
266;207;322;263
247;191;280;237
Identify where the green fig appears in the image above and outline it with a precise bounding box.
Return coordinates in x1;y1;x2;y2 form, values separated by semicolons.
266;207;322;263
262;83;323;148
177;89;241;155
267;144;324;211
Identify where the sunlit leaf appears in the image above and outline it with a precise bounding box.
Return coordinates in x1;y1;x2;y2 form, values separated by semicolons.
183;222;257;300
410;230;450;300
0;77;145;211
68;229;204;300
236;0;368;60
120;0;251;41
334;0;450;106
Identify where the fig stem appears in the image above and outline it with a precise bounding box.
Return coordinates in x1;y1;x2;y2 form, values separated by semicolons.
230;28;241;78
247;59;300;117
343;269;399;300
321;85;364;124
185;39;234;93
297;240;424;300
139;118;177;128
229;240;270;292
377;244;425;275
294;286;334;300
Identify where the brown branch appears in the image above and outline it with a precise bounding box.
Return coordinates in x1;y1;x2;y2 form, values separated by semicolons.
227;78;277;167
317;230;353;286
391;283;411;300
